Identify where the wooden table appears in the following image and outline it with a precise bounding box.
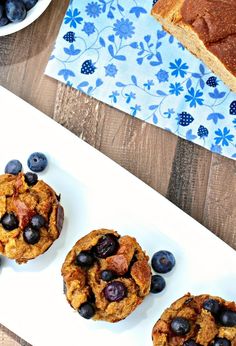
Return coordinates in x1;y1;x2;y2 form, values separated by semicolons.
0;1;235;344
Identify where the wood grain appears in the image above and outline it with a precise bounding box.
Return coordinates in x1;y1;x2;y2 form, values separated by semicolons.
0;0;235;344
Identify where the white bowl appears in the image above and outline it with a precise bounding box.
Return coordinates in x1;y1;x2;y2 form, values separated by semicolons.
0;0;52;36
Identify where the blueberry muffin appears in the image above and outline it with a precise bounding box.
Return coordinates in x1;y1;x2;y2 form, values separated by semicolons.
0;173;64;264
152;293;236;346
62;229;151;322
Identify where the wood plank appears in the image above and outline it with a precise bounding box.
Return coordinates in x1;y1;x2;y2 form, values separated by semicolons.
53;83;178;196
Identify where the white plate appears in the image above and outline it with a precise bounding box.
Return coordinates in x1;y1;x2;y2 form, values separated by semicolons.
0;0;52;36
0;86;235;346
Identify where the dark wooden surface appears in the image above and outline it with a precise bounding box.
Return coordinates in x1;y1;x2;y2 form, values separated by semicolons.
0;0;235;344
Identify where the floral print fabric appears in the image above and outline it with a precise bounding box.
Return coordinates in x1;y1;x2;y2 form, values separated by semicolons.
45;0;236;160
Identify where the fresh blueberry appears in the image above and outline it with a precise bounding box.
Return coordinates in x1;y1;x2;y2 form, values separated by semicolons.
5;0;27;22
183;340;200;346
104;281;127;302
27;152;48;172
151;250;175;273
150;275;166;294
24;172;38;186
203;299;221;315
76;251;94;268
5;159;22;175
79;302;95;319
94;234;119;258
1;212;19;231
100;270;116;282
170;317;190;335
23;226;40;244
218;310;236;327
30;214;47;230
212;338;231;346
22;0;38;10
0;15;9;26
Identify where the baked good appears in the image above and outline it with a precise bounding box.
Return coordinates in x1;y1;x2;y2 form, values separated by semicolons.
0;173;64;264
152;0;236;93
62;228;151;322
152;293;236;346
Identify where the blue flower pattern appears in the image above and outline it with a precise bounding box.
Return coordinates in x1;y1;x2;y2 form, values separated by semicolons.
46;0;236;160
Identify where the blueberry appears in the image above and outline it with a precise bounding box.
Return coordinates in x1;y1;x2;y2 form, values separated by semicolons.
22;0;38;10
212;338;231;346
183;340;200;346
104;281;127;302
218;310;236;327
76;251;94;268
79;302;95;319
30;214;47;230
1;212;19;231
151;250;175;273
100;270;116;282
170;317;190;335
150;275;166;294
6;0;27;23
5;159;22;175
23;226;40;244
203;299;221;315
94;234;118;258
24;172;38;186
27;152;48;172
0;15;9;26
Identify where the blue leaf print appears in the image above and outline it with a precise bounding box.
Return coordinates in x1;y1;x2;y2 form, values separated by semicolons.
186;129;197;141
199;79;205;89
117;3;124;12
153;114;158;124
108;44;115;57
192;73;201;79
49;55;55;61
131;75;137;85
209;88;226;99
156;90;167;96
149;105;159;110
199;64;205;75
58;69;75;81
114;55;126;61
169;35;174;43
207;113;225;124
116;82;126;87
99;37;106;47
64;44;81;56
186;79;192;89
157;30;166;39
77;81;89;88
87;86;93;95
96;78;103;87
129;6;147;18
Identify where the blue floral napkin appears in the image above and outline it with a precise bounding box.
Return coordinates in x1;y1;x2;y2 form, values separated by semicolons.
45;0;236;160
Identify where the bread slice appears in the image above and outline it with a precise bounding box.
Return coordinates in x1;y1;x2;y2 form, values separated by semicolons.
152;0;236;93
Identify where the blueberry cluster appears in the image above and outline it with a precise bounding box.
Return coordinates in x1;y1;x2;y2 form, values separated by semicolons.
150;250;175;294
75;234;128;319
0;170;48;244
5;152;48;175
0;0;38;27
170;298;236;346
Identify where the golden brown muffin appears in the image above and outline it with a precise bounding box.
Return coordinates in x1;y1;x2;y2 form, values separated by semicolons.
152;293;236;346
0;173;64;264
152;0;236;92
62;229;151;322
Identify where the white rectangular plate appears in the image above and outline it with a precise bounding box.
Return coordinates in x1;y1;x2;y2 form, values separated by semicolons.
0;86;235;346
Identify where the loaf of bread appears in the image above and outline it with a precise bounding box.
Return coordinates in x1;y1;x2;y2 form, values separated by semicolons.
152;0;236;93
